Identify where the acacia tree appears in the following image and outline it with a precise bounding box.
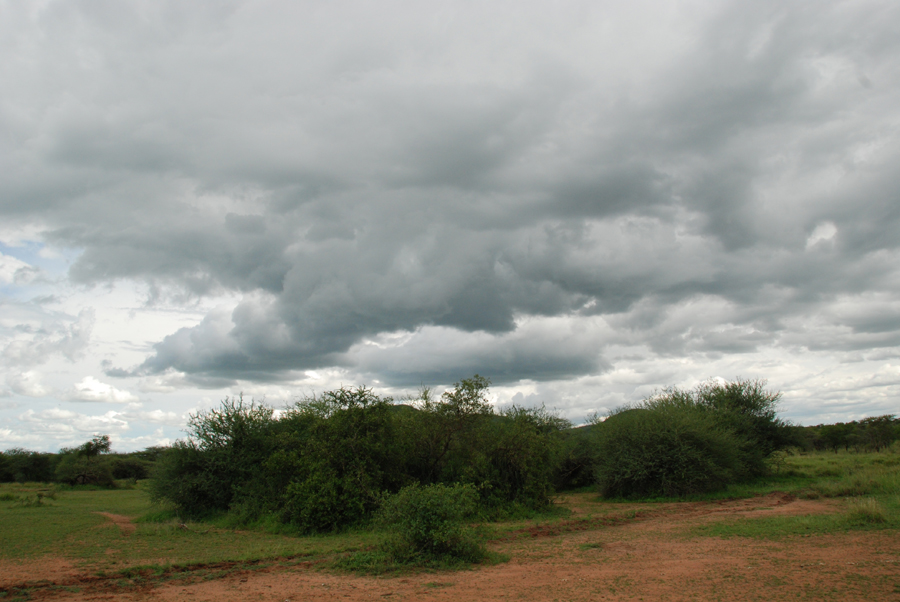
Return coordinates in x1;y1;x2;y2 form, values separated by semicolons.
55;435;115;486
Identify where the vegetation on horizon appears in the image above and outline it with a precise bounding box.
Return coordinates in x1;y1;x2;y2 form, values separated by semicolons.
2;375;898;570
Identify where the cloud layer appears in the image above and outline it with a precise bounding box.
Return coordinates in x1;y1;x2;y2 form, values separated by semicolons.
2;0;900;449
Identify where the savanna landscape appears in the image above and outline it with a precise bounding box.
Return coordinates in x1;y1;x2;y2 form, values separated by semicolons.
2;378;898;601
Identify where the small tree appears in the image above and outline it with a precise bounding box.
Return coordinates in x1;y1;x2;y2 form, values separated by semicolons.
860;415;897;452
55;435;115;486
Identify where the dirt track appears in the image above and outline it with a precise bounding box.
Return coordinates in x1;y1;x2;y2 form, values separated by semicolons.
4;493;899;601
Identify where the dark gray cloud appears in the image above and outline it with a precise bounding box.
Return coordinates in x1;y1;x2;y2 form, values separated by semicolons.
2;0;900;402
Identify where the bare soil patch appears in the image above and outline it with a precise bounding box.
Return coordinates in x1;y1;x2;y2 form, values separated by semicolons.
6;494;899;602
94;512;136;536
0;559;79;590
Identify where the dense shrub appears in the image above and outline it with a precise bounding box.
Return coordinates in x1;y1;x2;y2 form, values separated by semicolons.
274;386;402;532
0;452;12;482
2;448;58;483
109;456;152;480
594;379;794;498
396;377;566;513
694;379;797;475
595;406;744;498
148;376;567;532
798;415;899;453
554;424;600;490
149;396;276;518
376;483;485;563
477;405;569;508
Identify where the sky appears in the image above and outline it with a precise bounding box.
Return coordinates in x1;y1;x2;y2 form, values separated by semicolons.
2;0;899;452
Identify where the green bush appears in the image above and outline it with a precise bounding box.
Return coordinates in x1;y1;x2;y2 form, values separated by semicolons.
376;483;485;563
54;454;115;487
109;456;152;480
148;397;276;518
555;424;600;490
595;406;744;498
594;379;796;499
273;386;403;532
396;377;565;513
2;448;58;483
694;379;797;475
149;378;568;530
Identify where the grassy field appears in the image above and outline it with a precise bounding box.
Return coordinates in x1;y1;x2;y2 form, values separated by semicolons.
691;448;900;539
0;482;378;575
1;448;897;589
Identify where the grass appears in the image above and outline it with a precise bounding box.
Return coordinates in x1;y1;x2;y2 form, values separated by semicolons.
2;449;897;591
690;450;900;539
0;481;379;576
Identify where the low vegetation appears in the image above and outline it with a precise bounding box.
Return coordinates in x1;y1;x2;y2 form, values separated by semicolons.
2;375;898;573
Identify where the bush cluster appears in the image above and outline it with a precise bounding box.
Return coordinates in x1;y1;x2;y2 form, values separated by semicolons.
592;379;798;498
798;415;899;453
149;376;569;533
0;437;157;487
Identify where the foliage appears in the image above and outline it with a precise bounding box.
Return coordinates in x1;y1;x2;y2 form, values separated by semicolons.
147;376;567;532
0;448;58;483
397;376;567;513
149;396;276;518
55;435;116;487
399;377;494;486
694;379;797;475
274;386;402;532
375;483;485;563
60;434;112;457
109;455;153;480
798;414;899;453
593;379;794;498
554;424;600;490
595;405;745;498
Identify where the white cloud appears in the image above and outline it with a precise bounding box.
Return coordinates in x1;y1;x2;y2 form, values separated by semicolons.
6;370;53;397
66;376;139;404
17;408;130;437
0;253;35;284
806;221;838;249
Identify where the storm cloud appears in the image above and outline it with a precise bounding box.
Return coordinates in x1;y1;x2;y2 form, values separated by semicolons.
2;0;899;449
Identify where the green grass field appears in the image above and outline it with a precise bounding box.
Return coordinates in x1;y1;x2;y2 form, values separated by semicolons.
1;448;898;583
691;449;900;539
0;482;378;575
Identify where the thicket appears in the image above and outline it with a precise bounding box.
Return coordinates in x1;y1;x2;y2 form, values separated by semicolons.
6;376;893;545
0;438;158;486
592;379;799;498
149;376;568;533
798;415;899;453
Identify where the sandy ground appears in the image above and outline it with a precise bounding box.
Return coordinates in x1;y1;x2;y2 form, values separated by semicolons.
3;493;899;601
